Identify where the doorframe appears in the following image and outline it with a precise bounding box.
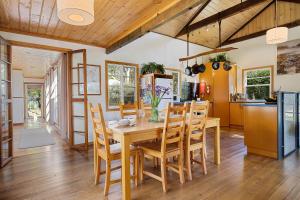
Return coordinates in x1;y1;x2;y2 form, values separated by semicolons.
24;83;44;120
10;41;70;142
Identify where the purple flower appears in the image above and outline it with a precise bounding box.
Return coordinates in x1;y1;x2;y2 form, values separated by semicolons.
155;85;170;98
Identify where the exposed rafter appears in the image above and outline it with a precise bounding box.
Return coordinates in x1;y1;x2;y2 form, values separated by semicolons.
221;0;275;47
222;20;300;46
278;0;300;3
106;0;208;54
176;0;269;37
175;0;211;37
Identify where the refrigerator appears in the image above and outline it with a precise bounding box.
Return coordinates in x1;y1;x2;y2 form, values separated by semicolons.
277;92;298;159
12;70;25;124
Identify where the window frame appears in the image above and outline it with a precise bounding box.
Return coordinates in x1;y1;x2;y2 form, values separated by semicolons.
105;60;139;111
242;65;274;100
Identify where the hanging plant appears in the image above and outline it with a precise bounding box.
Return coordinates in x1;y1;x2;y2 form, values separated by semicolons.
209;53;231;63
141;62;165;75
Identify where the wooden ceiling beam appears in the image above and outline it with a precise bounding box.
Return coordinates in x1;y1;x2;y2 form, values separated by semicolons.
278;0;300;3
8;40;71;52
106;0;208;54
222;20;300;46
177;0;269;37
175;0;211;37
0;27;105;48
221;0;275;47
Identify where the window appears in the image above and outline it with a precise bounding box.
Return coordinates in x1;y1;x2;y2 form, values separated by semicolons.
105;60;138;111
243;66;273;100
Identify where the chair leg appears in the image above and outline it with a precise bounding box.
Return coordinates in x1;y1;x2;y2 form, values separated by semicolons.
161;158;167;193
190;151;194;164
178;152;185;184
104;160;111;196
134;152;139;187
201;149;207;175
140;152;145;182
94;143;97;175
185;149;192;181
95;156;101;185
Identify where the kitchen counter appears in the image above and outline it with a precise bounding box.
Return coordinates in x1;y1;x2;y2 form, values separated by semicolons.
242;103;277;107
230;100;265;103
243;104;278;159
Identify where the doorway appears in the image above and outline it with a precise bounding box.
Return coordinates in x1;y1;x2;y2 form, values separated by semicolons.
25;84;44;120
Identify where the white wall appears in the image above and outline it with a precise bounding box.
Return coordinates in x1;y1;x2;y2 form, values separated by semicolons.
227;26;300;93
0;31;208;143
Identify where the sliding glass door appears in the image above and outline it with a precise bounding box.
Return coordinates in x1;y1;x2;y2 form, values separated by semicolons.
0;37;13;167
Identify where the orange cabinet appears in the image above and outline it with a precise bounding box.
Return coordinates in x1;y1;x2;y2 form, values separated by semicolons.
229;103;244;127
199;63;234;126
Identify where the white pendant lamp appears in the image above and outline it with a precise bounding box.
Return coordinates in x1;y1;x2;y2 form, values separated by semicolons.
57;0;94;26
266;0;288;44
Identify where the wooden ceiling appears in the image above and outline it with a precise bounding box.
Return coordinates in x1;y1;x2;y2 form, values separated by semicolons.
0;0;181;47
154;0;300;48
0;0;299;52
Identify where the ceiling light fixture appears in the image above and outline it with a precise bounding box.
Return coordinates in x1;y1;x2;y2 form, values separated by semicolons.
266;0;288;44
57;0;94;26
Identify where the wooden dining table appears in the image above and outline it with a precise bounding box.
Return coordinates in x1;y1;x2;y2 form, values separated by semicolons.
108;117;220;200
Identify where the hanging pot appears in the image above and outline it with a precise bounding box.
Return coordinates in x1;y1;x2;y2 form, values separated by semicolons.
185;66;192;76
198;64;206;73
223;62;232;71
192;62;200;74
212;62;220;70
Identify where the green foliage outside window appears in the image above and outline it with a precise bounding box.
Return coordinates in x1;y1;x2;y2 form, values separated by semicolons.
245;69;271;100
108;64;136;107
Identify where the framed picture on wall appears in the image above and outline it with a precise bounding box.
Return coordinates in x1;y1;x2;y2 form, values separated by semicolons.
165;68;181;98
277;39;300;75
78;64;101;95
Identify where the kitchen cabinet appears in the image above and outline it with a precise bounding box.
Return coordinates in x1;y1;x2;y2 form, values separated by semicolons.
199;63;236;126
230;103;244;127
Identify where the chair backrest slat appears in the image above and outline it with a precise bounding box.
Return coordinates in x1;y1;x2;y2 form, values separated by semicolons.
186;100;209;144
120;102;138;118
161;103;187;154
141;100;152;118
89;103;111;156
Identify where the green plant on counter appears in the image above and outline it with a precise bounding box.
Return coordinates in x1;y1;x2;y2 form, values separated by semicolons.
141;62;165;75
209;53;230;63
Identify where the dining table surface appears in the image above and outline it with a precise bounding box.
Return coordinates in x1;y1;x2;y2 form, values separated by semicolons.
107;117;220;200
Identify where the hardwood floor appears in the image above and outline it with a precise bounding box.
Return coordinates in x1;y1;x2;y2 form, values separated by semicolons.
13;119;68;157
1;128;300;200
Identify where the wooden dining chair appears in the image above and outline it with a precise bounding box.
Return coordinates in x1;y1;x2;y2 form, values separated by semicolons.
140;103;187;192
120;102;138;118
141;99;152;118
185;100;209;181
89;103;139;196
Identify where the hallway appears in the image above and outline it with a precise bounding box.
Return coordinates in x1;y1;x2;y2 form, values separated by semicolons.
13;119;68;157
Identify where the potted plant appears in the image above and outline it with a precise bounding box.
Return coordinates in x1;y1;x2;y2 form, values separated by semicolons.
141;62;165;75
209;53;230;63
209;53;232;71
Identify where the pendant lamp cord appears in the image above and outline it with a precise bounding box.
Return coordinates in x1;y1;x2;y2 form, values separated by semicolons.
187;28;190;66
218;20;222;48
275;0;278;28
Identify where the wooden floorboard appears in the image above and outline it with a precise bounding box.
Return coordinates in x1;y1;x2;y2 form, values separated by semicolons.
1;128;300;200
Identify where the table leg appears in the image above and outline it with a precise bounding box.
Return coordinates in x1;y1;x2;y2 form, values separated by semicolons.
214;124;221;165
121;135;131;200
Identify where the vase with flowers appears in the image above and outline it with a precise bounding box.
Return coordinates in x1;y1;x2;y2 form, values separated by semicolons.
148;85;171;122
